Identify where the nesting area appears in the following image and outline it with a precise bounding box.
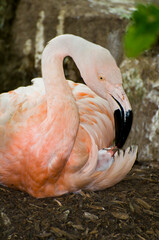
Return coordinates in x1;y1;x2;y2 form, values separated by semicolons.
0;162;158;240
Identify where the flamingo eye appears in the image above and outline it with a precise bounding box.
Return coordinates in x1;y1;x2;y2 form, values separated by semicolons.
99;76;104;81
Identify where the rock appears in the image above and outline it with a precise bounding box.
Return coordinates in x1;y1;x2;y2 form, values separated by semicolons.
84;211;99;220
121;56;159;161
62;209;70;220
0;0;158;161
135;198;152;210
111;211;129;220
1;211;11;226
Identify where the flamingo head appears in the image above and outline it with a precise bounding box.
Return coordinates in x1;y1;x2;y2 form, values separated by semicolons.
78;44;133;148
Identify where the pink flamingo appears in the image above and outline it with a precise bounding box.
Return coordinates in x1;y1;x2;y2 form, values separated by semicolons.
0;35;137;198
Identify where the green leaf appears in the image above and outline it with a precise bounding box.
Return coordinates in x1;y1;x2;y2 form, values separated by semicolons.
124;4;159;57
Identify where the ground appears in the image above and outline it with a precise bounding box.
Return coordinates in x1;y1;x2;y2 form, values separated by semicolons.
0;162;159;240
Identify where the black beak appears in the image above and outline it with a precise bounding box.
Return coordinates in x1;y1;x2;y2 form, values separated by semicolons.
113;97;133;148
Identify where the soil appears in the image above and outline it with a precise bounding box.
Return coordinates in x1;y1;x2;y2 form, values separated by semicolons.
0;162;158;240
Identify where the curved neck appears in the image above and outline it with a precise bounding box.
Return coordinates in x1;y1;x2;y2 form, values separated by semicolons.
42;34;89;110
42;36;70;110
40;35;81;176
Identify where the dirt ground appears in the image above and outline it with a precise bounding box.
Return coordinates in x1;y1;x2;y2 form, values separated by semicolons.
0;161;159;240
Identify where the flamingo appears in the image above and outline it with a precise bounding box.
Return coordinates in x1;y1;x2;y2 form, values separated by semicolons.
0;34;137;198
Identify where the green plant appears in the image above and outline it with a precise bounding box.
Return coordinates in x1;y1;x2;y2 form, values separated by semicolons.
124;3;159;57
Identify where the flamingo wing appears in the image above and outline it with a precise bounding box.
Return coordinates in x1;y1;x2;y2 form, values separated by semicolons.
68;80;115;149
0;78;114;149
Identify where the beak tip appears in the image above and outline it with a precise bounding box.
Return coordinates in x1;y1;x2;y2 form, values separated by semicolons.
114;109;133;148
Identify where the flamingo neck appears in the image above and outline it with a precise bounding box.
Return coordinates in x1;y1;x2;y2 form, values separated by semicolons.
40;35;81;174
42;35;85;108
42;39;69;109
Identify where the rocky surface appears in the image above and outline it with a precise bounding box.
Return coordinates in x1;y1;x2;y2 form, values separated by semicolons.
0;0;158;160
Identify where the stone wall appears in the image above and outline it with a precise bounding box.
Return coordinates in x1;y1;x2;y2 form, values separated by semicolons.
0;0;158;161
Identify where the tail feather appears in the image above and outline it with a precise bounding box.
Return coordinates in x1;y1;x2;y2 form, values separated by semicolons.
86;145;138;191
